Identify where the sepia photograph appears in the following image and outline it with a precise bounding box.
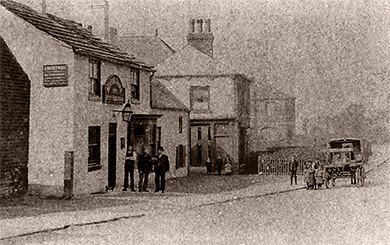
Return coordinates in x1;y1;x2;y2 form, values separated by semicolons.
0;0;389;244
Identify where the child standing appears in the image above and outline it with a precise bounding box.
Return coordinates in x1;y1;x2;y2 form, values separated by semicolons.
225;158;232;176
308;162;316;190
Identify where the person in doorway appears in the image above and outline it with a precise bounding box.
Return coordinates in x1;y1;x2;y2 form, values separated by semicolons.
138;148;152;192
225;158;232;176
288;155;299;185
216;156;223;176
206;157;212;175
154;146;170;193
123;145;137;192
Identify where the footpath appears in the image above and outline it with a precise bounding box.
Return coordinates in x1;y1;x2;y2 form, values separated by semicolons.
1;152;387;241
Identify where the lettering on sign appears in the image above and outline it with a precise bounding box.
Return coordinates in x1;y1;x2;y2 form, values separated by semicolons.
43;64;68;87
103;75;125;104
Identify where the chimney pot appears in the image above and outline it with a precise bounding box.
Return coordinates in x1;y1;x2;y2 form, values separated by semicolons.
205;19;211;32
41;0;47;15
196;19;203;33
189;19;195;33
87;26;93;32
109;27;118;44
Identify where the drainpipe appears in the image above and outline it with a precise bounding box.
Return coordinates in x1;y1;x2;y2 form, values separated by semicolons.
187;110;191;176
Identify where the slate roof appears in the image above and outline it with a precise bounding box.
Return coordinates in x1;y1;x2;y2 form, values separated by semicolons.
115;36;175;67
0;0;153;71
151;80;189;112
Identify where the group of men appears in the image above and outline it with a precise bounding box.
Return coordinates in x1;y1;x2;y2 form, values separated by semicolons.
122;145;170;193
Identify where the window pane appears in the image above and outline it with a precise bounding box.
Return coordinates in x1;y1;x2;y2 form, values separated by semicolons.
191;86;210;111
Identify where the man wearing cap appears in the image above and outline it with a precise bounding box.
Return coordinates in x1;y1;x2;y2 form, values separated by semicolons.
154;146;170;193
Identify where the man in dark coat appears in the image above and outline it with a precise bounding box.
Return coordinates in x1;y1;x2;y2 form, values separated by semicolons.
123;145;137;191
216;156;223;176
289;155;299;185
138;148;152;192
154;146;169;193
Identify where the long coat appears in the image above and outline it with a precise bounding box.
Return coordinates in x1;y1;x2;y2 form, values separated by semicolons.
289;160;299;171
138;153;152;172
156;154;170;173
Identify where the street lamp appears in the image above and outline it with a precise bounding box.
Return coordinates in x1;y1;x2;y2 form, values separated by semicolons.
114;100;133;122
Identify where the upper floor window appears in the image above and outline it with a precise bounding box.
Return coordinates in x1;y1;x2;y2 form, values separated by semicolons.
266;100;286;116
190;86;210;112
179;117;183;134
89;60;101;98
131;69;140;101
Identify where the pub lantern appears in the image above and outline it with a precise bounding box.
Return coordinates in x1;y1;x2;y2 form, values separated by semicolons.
114;100;133;123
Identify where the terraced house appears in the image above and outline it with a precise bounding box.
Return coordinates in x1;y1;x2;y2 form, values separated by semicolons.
0;0;189;197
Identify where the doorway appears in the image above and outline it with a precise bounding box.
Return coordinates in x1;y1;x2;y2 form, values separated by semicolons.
108;123;117;189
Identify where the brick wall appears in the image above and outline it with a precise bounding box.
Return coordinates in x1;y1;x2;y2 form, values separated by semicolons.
0;37;30;197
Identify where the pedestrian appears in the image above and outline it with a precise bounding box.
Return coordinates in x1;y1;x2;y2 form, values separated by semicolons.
315;164;324;190
303;162;310;190
123;145;137;192
138;148;152;192
308;163;316;190
216;156;223;176
206;157;212;175
154;146;169;193
225;158;232;176
288;155;299;185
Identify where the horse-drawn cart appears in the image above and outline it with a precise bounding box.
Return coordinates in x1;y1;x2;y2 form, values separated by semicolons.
324;138;367;188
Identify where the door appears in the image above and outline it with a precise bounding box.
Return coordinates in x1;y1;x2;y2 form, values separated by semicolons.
108;123;117;188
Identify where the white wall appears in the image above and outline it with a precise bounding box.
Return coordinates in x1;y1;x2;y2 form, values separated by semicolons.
0;6;75;195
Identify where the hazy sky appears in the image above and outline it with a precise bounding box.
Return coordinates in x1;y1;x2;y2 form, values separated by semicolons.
21;0;390;132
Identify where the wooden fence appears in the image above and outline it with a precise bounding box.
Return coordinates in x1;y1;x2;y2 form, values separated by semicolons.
257;157;327;175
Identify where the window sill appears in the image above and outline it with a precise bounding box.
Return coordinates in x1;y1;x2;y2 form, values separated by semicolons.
88;164;102;172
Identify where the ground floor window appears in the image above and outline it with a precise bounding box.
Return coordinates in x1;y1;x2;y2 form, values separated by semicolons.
176;145;186;169
88;126;101;171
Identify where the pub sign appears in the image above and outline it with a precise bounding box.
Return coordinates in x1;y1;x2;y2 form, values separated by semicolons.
103;75;125;104
43;64;68;87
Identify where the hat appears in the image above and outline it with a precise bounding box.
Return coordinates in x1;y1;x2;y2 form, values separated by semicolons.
157;146;164;151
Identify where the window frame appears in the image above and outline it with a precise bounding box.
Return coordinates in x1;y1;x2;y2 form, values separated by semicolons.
88;126;102;171
130;69;140;102
190;86;211;113
88;59;101;100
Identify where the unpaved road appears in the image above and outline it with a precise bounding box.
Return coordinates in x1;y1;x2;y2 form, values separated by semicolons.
3;162;390;245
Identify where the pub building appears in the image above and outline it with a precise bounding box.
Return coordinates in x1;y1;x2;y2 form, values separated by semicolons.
0;0;190;197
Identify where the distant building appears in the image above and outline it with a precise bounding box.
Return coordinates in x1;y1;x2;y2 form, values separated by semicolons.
0;0;189;196
113;30;176;67
0;37;30;197
156;18;296;173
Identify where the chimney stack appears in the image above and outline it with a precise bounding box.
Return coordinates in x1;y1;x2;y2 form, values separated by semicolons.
187;18;214;57
109;27;118;44
87;25;93;33
41;0;47;15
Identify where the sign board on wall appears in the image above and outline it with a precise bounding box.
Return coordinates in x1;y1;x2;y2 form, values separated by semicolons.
103;75;125;104
43;64;68;87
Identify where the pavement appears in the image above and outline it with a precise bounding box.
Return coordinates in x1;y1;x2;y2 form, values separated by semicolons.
1;150;387;242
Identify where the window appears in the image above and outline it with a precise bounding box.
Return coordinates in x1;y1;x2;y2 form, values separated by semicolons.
89;60;101;98
157;127;161;148
88;126;101;171
131;69;140;101
179;117;183;134
198;127;202;140
197;145;202;165
176;145;186;169
190;86;210;112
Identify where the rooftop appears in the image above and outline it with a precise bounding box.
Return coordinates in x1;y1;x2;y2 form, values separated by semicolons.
151;80;189;112
0;0;153;71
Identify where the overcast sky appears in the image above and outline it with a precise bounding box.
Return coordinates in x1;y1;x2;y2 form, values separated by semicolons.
22;0;390;132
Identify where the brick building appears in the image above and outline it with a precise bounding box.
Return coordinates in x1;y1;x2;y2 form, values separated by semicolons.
0;36;30;197
0;0;190;196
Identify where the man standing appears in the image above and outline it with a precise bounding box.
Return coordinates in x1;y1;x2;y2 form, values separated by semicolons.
138;148;152;192
289;155;299;185
216;156;223;176
154;146;169;193
123;145;137;192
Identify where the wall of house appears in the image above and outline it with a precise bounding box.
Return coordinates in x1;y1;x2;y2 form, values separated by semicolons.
0;7;75;196
248;97;296;152
154;109;190;178
73;54;154;195
157;75;236;120
0;38;30;197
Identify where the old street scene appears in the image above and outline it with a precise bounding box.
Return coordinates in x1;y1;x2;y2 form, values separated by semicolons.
0;0;389;244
